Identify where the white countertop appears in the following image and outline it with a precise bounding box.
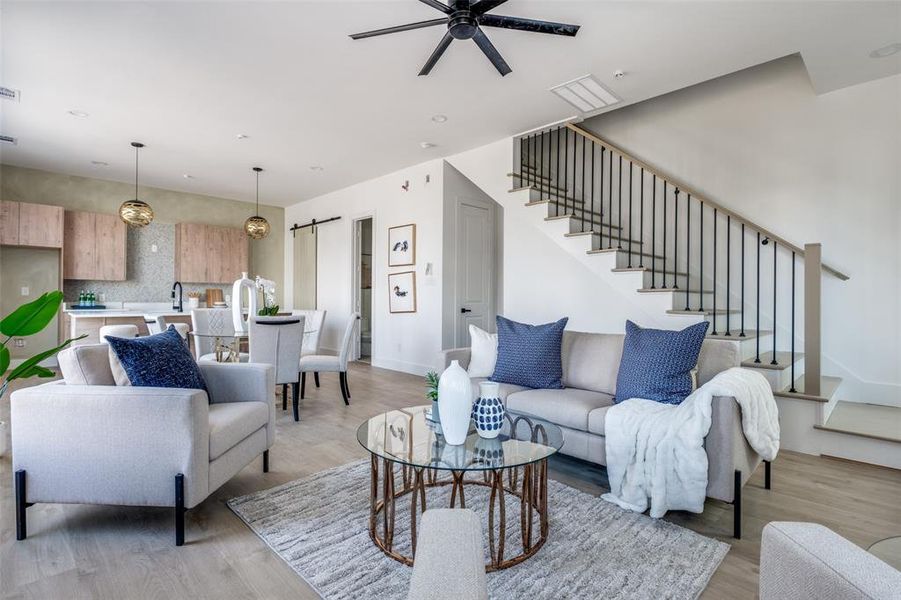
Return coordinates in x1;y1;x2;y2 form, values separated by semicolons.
64;302;209;320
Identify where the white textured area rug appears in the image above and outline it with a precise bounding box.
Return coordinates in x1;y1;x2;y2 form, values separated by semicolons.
227;460;729;600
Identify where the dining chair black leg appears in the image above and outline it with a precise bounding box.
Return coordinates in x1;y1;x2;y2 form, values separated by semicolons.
281;385;287;411
300;372;306;400
314;372;320;388
292;380;300;421
344;371;351;399
339;372;350;406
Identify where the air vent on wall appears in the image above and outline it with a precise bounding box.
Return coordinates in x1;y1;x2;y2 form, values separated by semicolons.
0;135;18;145
549;75;619;113
0;87;20;102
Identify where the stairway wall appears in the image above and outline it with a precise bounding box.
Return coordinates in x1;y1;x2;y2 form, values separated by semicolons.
581;55;901;407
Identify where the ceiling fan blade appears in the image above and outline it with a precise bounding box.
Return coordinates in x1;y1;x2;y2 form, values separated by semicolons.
418;0;452;14
349;18;448;40
419;31;454;76
472;28;511;76
470;0;508;14
478;14;580;37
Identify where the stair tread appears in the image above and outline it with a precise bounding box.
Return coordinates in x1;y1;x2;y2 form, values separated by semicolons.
637;288;713;295
507;174;568;195
545;216;624;232
741;351;804;370
774;375;842;402
587;247;666;261
707;329;772;341
813;401;901;443
612;266;689;277
667;308;739;316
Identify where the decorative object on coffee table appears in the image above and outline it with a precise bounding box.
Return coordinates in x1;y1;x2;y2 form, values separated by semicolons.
357;405;564;571
437;360;472;444
472;381;505;438
425;370;440;423
388;223;416;267
388;271;417;313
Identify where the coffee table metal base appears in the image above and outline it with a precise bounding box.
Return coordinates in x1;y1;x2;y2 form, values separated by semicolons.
368;455;549;572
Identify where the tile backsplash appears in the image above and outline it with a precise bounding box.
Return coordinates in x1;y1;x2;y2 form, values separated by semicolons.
63;222;232;304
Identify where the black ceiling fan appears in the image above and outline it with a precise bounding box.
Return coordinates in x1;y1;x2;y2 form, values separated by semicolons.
349;0;580;77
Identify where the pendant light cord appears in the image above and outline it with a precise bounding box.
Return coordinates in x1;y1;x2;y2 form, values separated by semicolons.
134;145;139;200
256;169;260;216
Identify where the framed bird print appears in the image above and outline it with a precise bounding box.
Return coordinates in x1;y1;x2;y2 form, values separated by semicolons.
388;271;417;313
388;223;416;267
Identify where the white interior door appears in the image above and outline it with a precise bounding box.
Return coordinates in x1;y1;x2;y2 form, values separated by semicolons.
293;227;317;310
455;201;494;346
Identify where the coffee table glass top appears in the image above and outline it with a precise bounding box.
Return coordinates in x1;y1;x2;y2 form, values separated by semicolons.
356;405;564;471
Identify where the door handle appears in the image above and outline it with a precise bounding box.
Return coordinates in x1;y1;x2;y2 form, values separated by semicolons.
460;307;472;314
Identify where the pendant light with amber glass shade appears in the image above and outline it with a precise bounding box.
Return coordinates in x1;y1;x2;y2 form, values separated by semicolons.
118;142;154;227
244;166;270;240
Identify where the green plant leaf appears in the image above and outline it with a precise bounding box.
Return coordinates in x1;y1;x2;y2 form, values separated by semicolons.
6;334;86;382
0;345;9;375
15;364;56;379
0;291;63;337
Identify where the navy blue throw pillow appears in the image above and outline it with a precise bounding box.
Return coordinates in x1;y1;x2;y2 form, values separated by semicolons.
614;320;709;405
106;326;208;394
490;316;568;389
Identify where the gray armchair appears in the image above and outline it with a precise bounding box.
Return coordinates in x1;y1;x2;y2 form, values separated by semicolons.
11;353;275;546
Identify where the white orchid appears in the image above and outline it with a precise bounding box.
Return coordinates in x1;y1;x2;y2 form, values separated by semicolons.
255;276;277;310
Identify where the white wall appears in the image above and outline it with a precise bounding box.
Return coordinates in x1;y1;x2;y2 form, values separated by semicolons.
582;55;901;405
284;160;444;375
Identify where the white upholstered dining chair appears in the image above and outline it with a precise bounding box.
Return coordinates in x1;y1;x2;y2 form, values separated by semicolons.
291;309;327;388
299;312;359;405
99;324;139;341
249;316;305;421
191;308;249;363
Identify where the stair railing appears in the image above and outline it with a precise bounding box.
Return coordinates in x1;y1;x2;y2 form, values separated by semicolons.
514;123;848;396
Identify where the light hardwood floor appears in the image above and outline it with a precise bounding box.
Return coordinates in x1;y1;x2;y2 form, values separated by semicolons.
2;363;899;599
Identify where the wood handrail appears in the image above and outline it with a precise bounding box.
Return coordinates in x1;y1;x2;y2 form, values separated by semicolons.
563;123;850;281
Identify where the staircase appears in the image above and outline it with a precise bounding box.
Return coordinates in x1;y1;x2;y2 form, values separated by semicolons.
502;122;899;469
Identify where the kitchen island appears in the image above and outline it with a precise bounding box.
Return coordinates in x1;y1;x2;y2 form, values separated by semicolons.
64;302;195;345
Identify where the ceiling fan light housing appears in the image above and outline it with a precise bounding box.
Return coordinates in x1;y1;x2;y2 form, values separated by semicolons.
244;215;271;240
119;199;154;228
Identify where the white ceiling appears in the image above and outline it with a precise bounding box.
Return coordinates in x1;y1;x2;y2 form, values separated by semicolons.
1;1;899;207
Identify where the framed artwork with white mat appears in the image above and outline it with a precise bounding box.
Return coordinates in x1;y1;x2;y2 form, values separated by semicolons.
388;224;416;267
388;271;416;313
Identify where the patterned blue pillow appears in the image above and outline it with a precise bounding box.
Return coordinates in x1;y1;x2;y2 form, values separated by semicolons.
106;326;208;394
490;316;568;389
614;320;709;405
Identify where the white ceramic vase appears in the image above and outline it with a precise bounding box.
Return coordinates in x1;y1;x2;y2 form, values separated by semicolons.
437;360;473;445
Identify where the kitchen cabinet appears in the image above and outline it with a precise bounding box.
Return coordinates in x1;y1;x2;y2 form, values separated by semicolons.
175;223;248;283
0;200;64;248
63;210;127;280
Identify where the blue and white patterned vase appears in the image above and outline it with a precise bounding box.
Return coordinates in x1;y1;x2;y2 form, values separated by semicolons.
471;381;505;439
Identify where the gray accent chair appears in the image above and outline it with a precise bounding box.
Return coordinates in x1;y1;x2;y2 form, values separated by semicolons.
249;316;305;421
11;346;275;546
407;509;488;600
439;330;768;538
299;312;359;405
760;522;901;599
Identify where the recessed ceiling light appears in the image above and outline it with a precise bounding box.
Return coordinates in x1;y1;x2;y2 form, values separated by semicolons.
236;133;249;140
67;110;89;118
309;165;324;172
869;42;901;58
420;141;436;149
550;74;620;114
431;114;448;123
90;160;109;167
182;173;194;179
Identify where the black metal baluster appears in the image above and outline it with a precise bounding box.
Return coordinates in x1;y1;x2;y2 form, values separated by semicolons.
617;156;623;248
650;176;656;288
581;134;587;232
563;129;568;215
712;209;718;334
608;151;614;248
685;194;691;310
790;252;796;392
673;188;679;289
771;241;778;365
627;162;633;267
755;231;761;363
556;128;562;210
639;169;643;267
698;201;705;311
540;130;545;201
740;223;746;337
590;140;596;235
599;146;605;234
662;181;667;288
519;136;525;185
725;215;731;336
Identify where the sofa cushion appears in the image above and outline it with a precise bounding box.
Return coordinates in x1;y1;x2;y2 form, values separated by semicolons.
106;327;208;393
614;320;709;405
587;405;613;436
470;378;528;403
491;316;568;389
467;325;497;378
208;401;269;460
561;331;624;395
57;343;115;385
506;388;614;432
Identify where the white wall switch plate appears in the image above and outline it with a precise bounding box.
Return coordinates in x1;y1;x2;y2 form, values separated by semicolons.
14;338;25;348
20;286;29;296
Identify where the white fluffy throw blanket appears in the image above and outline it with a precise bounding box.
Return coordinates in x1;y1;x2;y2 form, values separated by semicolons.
602;367;779;518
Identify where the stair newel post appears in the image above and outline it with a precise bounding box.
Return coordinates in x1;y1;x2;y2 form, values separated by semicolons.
608;150;614;248
650;175;657;288
726;215;731;336
673;188;679;290
638;167;644;268
519;136;525;184
581;134;587;233
790;251;797;392
662;180;668;287
627;161;633;266
740;223;746;337
771;241;778;365
804;243;822;396
699;201;705;311
600;146;606;235
712;208;718;335
556;128;562;210
685;193;691;310
755;232;762;363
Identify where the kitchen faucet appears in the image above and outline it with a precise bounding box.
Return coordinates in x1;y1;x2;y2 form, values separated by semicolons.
171;281;183;313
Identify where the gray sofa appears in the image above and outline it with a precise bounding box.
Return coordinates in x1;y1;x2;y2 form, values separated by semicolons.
11;343;276;546
440;330;768;538
760;522;901;599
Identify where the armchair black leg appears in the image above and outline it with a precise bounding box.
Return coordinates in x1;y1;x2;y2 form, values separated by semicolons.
15;470;27;541
733;470;742;539
292;379;300;421
339;372;350;406
314;372;320;388
764;460;772;490
282;385;287;411
175;473;185;547
263;450;269;473
300;372;306;400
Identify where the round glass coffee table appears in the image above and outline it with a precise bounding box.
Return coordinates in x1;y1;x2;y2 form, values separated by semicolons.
356;405;564;571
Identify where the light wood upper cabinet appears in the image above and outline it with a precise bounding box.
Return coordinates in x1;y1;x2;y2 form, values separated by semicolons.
63;210;126;280
1;201;64;248
175;222;248;283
